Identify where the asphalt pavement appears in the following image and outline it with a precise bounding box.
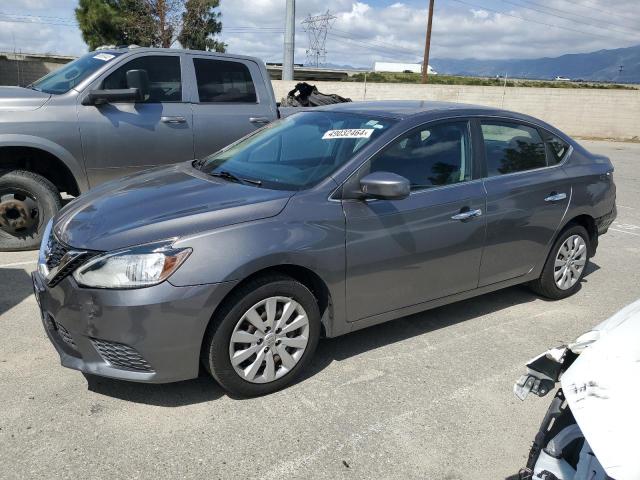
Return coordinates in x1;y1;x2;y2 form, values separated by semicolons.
1;140;639;480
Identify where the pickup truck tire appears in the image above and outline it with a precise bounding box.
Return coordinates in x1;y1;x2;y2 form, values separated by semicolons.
0;170;62;251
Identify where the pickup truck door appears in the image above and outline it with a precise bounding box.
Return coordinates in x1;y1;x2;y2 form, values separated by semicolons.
185;55;278;159
77;53;194;187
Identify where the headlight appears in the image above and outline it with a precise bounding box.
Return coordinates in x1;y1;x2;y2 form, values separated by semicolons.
37;219;54;278
72;241;191;289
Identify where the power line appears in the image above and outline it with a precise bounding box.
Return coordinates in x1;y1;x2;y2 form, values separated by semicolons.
560;0;640;22
448;0;615;39
497;0;639;37
327;31;421;61
505;0;640;32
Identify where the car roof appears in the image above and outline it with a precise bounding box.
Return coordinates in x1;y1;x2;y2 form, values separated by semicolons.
314;100;532;121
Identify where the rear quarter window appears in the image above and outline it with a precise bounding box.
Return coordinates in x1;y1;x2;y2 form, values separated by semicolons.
542;132;571;165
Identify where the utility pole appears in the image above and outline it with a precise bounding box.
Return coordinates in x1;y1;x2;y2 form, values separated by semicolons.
283;0;295;81
421;0;435;84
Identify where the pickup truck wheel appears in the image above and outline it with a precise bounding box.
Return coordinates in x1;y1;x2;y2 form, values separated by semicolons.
0;170;62;251
202;274;321;397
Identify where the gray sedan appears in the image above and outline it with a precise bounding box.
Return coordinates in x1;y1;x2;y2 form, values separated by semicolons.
32;101;617;396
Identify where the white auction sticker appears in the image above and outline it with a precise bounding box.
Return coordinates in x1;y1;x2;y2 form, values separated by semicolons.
322;129;374;140
93;53;115;61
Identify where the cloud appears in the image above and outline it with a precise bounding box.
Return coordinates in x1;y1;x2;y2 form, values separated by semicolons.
219;0;640;67
0;0;638;66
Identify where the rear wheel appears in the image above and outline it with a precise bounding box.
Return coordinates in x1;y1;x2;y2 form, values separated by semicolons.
530;225;590;299
202;274;321;396
0;170;61;251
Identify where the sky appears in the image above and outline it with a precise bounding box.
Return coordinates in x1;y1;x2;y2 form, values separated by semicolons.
0;0;639;66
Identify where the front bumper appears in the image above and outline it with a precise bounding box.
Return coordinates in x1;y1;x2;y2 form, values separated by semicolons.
32;271;236;383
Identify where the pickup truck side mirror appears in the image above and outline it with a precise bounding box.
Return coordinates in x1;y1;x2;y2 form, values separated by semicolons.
81;69;150;106
359;172;411;200
125;69;150;101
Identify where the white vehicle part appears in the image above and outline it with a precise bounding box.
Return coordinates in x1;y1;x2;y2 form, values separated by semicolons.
561;298;640;480
534;425;606;480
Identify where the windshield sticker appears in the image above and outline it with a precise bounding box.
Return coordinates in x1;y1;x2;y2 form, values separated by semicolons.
322;129;374;140
93;53;115;62
364;120;384;129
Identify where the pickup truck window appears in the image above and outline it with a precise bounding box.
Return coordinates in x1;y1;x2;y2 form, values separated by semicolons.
29;51;124;94
197;111;396;191
193;58;257;103
103;55;182;103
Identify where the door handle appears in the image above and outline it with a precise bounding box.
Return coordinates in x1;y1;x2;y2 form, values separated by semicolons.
161;116;187;124
249;117;271;125
451;208;482;221
544;192;567;202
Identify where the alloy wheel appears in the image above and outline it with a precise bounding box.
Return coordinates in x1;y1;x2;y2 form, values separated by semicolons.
228;296;310;384
554;234;587;290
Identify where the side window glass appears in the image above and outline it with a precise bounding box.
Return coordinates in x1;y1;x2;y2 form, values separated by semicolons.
542;132;570;165
480;122;546;176
103;56;182;103
369;121;472;190
193;58;257;103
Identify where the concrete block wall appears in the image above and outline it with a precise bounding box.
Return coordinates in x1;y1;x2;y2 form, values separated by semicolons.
0;54;70;87
273;80;640;141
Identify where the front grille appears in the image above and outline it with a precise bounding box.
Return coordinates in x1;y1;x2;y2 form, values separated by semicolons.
91;338;154;372
45;234;68;270
43;231;100;287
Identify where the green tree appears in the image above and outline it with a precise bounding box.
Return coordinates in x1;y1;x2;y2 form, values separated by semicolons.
179;0;226;52
75;0;225;51
75;0;126;50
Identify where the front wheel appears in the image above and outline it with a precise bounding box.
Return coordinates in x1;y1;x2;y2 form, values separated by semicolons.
530;224;591;300
0;170;62;251
202;274;321;396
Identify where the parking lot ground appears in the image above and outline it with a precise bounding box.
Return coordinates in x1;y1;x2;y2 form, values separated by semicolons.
1;140;638;480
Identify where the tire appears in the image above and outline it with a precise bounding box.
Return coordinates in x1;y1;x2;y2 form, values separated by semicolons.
0;170;62;251
202;274;321;397
530;224;590;300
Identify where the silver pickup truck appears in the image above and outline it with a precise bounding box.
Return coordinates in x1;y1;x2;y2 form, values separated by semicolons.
0;47;281;250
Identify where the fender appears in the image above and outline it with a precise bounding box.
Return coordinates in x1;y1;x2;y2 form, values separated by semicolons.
0;134;89;193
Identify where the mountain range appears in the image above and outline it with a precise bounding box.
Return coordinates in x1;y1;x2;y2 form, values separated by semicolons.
430;44;640;82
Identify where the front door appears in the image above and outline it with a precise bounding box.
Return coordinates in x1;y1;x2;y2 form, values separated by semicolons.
477;120;572;286
77;53;194;187
344;120;486;322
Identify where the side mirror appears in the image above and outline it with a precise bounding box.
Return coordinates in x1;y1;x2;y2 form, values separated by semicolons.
359;172;410;200
81;69;150;106
125;69;150;102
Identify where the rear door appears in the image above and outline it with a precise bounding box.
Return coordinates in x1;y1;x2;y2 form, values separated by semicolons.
187;55;278;159
478;119;572;287
78;53;194;187
343;120;486;322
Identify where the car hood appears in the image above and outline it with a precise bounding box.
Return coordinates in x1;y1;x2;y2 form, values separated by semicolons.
0;86;51;112
54;163;293;251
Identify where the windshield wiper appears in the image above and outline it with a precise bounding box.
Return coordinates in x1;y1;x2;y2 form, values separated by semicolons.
209;170;262;187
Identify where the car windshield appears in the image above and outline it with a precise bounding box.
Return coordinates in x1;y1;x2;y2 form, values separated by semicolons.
30;51;124;94
197;111;396;191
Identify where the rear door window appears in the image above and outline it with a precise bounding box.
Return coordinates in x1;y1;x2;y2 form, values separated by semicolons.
193;58;257;103
480;122;546;176
102;55;182;103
